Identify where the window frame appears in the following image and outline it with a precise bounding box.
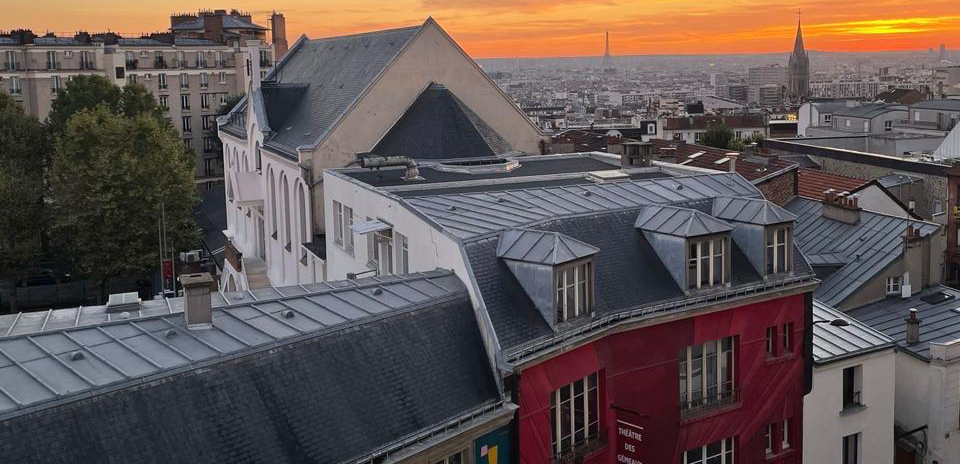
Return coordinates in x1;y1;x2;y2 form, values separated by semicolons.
554;258;593;324
550;372;600;459
679;337;736;416
842;365;863;410
765;225;791;275
885;276;902;295
681;437;735;464
842;433;860;464
395;231;409;274
687;235;728;290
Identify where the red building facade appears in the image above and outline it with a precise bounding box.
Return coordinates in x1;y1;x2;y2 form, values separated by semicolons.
516;292;810;464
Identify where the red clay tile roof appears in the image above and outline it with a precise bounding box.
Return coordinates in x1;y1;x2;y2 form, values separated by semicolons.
796;168;868;200
650;139;796;182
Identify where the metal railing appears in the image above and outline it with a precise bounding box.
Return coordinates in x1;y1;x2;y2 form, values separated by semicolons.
679;388;740;420
508;274;817;364
125;60;137;70
2;62;22;71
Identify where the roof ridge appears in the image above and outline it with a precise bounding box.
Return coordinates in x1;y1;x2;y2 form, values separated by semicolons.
307;24;422;44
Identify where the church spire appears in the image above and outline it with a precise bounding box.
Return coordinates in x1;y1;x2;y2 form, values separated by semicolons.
793;11;805;54
787;11;810;104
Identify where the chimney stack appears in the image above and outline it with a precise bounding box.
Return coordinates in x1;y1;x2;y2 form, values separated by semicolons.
905;308;921;345
726;152;739;173
180;273;215;330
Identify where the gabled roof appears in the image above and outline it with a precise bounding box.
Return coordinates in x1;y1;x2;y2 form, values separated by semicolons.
635;205;732;237
833;103;906;119
796;168;868;200
910;99;960;112
263;25;423;153
712;196;796;225
497;228;598;265
785;197;939;307
813;300;895;364
373;83;514;159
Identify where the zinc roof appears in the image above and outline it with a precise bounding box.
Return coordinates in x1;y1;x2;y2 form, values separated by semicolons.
813;300;895;364
0;271;465;418
635;205;733;237
712;196;797;225
496;229;598;265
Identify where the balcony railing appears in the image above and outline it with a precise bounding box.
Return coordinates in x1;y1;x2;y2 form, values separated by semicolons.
894;119;958;132
259;59;272;68
679;388;740;420
46;61;60;70
125;60;138;70
2;62;22;71
154;59;167;69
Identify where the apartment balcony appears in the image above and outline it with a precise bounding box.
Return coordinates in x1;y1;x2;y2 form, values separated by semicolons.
125;60;138;70
46;61;60;70
79;62;96;70
2;62;23;71
679;388;741;420
259;59;272;68
153;59;167;69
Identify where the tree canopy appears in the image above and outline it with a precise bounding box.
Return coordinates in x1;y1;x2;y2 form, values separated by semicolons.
46;75;165;135
0;92;48;269
701;124;735;150
48;107;198;300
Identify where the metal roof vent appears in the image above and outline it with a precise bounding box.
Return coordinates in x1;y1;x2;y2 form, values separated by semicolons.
69;351;84;361
449;205;457;211
675;183;684;190
281;309;295;319
164;329;178;338
372;288;383;295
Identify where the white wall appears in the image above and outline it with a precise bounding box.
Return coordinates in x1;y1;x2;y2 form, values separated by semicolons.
804;349;896;464
856;185;911;218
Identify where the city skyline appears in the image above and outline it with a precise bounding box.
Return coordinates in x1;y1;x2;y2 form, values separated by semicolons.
2;0;960;58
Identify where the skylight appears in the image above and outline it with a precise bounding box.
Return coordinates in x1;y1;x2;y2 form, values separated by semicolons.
714;158;730;165
688;151;705;159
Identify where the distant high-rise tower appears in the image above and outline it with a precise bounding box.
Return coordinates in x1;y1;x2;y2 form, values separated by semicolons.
787;16;810;104
270;12;288;60
601;31;615;73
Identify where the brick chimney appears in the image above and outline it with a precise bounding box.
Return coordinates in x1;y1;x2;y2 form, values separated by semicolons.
822;191;861;224
270;12;288;59
180;272;215;330
905;308;921;345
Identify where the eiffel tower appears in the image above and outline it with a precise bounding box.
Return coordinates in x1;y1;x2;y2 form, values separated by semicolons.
601;31;615;73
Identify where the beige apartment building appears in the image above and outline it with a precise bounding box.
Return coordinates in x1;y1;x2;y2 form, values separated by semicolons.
0;9;285;187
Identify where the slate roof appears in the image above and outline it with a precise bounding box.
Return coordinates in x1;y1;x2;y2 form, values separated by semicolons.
663;115;766;130
812;300;895;364
0;274;499;464
910;100;960;112
0;271;469;418
796;168;868;200
465;208;812;350
847;285;960;359
784;197;939;307
373;83;515;159
712;196;797;225
874;89;923;105
877;173;923;188
262;25;421;154
171;15;266;31
635;205;732;237
649;139;797;182
405;173;760;239
552;130;615;152
195;183;227;269
496;229;598;265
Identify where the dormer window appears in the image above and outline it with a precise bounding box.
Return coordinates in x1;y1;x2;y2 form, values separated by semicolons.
556;259;593;323
688;237;728;289
766;226;791;275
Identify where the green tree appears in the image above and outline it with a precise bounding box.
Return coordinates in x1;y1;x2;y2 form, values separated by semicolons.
46;75;166;135
48;107;198;301
701;124;735;150
217;94;245;117
0;93;48;269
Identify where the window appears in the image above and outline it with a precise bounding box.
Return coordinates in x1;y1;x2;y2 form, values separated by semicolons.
9;76;21;94
46;51;58;69
50;75;61;93
158;95;168;109
200;73;209;89
219;93;228;106
433;450;464;464
681;437;735;464
781;419;791;450
282;176;291;249
201;93;210;109
179;73;188;89
298;185;309;253
842;365;863;409
695;132;703;141
176;51;184;68
158;73;167;90
196;51;206;68
687;237;726;289
845;119;851;127
115;66;125;79
219;71;227;84
216;51;224;67
766;226;789;274
127;74;138;85
782;323;793;355
884;120;893;131
203;137;215;153
203;158;214;177
370;229;393;275
862;121;869;132
182;138;191;148
886;276;902;295
555;260;592;323
673;133;682;141
333;201;354;253
824;114;832;124
181;116;192;132
765;326;776;356
913;111;920;122
765;423;774;454
735;130;742;139
202;115;213;131
79;51;92;69
646;123;656;134
842;433;860;464
680;337;736;417
180;94;190;110
550;373;600;459
4;51;17;70
395;232;409;274
255;143;262;171
908;199;916;211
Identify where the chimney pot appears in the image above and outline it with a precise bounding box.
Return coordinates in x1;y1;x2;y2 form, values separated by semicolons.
726;152;738;173
905;308;921;345
180;272;215;330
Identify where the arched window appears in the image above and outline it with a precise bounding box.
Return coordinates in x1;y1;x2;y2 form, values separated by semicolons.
298;183;309;246
282;175;291;250
226;172;235;202
255;142;262;172
268;168;277;239
242;152;248;172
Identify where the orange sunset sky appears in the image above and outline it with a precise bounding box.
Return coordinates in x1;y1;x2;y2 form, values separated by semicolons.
4;1;960;57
